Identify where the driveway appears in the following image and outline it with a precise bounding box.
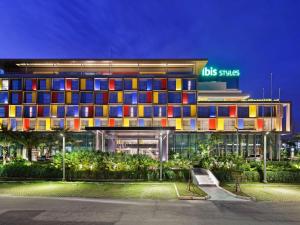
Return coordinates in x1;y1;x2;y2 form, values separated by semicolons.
0;196;299;225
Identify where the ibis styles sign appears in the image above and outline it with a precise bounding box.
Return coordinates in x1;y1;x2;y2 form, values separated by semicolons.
201;66;240;77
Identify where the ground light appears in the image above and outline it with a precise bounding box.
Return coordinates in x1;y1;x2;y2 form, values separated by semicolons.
60;133;66;181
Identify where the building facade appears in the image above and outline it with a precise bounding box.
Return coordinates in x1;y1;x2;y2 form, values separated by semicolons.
0;59;291;160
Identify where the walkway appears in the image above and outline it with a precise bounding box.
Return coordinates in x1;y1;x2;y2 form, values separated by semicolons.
201;186;248;201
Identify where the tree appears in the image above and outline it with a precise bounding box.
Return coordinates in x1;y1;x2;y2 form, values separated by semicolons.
0;126;15;164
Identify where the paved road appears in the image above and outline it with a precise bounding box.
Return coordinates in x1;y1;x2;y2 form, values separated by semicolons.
0;196;299;225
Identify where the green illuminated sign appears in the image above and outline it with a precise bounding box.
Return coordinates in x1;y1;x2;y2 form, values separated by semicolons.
201;66;240;77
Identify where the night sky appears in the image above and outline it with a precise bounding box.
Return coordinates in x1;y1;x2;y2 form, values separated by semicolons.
0;0;299;131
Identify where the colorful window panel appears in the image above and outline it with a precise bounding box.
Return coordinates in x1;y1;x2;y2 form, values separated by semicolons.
153;106;166;117
109;106;123;118
38;79;50;90
80;92;94;104
139;79;152;91
209;106;216;117
37;106;50;117
124;92;137;104
0;106;8;117
238;118;244;129
80;78;94;90
197;106;209;118
218;106;229;117
258;106;276;117
37;92;51;104
95;92;108;104
109;92;123;103
183;105;196;117
11;79;22;90
23;106;36;118
153;92;167;104
168;92;182;103
95;106;108;117
25;79;37;90
124;78;137;90
229;106;237;117
24;92;36;104
52;92;65;104
65;79;79;90
0;92;8;104
168;78;182;91
94;79;108;90
66;92;79;104
66;106;79;117
238;107;249;118
123;106;137;117
153;79;167;90
182;92;196;104
138;92;152;103
109;79;122;91
209;118;216;130
52;78;65;90
80;106;94;118
0;79;9;90
182;79;196;90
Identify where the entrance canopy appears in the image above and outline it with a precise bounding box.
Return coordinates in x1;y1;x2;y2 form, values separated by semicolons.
86;127;175;160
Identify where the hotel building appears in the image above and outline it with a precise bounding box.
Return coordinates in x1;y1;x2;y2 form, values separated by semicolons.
0;59;291;160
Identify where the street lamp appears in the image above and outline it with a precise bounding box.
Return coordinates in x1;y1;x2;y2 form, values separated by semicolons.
60;133;66;182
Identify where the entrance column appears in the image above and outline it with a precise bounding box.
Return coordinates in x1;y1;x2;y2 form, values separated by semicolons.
159;132;163;181
95;131;100;151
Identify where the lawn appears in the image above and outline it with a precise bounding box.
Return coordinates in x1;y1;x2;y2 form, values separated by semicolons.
223;183;300;201
0;181;206;200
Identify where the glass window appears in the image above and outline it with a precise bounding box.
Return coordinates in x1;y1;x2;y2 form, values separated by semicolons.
124;92;137;104
109;106;123;117
66;106;79;117
0;92;8;104
1;80;9;90
167;79;176;90
168;92;182;103
16;106;22;117
123;106;137;117
144;106;152;117
124;79;132;90
81;92;94;103
24;92;36;104
11;79;22;90
139;79;152;91
86;79;94;90
25;79;37;90
158;92;167;104
95;92;108;104
182;92;197;104
52;92;65;103
57;106;65;118
183;79;196;90
38;106;50;117
138;92;152;103
153;106;166;117
52;78;65;90
238;107;249;118
109;92;123;103
258;106;276;117
24;106;36;118
95;106;104;117
38;79;49;90
218;106;229;117
0;106;7;117
37;92;51;104
197;106;209;118
173;106;181;117
153;79;167;90
80;106;93;118
94;79;108;90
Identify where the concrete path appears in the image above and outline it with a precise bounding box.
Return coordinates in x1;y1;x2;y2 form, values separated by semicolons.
201;186;248;201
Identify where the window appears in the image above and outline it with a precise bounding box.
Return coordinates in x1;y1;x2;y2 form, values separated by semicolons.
81;92;94;104
0;106;7;117
80;106;93;117
123;106;137;117
138;92;152;103
258;106;276;117
24;106;36;118
66;92;79;104
109;106;123;117
153;92;167;104
95;106;105;117
66;79;79;90
24;92;36;104
144;106;152;117
1;80;9;90
173;106;181;118
109;92;122;103
25;79;37;90
124;92;137;104
95;92;108;104
66;106;79;117
38;106;50;117
197;106;209;118
153;79;167;90
182;79;196;90
38;79;50;90
218;106;229;117
37;92;51;104
57;106;65;118
153;106;166;117
11;79;22;90
94;79;108;90
109;79;123;90
238;107;249;118
168;92;181;103
182;92;196;104
0;92;8;104
139;79;152;91
52;78;65;90
16;106;22;117
52;92;65;103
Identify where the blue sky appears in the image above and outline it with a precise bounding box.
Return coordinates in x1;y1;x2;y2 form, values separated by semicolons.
0;0;299;131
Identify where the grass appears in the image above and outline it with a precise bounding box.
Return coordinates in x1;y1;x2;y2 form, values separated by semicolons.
0;181;207;200
222;183;300;201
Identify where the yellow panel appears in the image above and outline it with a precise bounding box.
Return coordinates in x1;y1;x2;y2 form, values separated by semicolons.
190;105;196;117
217;118;224;131
132;78;137;89
138;105;144;117
81;79;86;90
9;105;16;117
153;92;158;104
51;105;57;117
88;118;93;127
103;105;108;117
117;92;123;103
46;79;51;89
0;118;2;127
123;118;129;127
176;78;182;91
46;118;51;131
32;92;36;103
0;79;2;90
249;105;257;117
176;118;182;130
66;92;72;104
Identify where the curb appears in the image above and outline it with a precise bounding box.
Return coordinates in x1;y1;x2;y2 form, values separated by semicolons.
178;195;210;200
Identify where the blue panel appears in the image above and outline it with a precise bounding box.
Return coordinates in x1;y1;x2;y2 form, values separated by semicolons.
124;80;132;90
95;118;101;127
183;79;196;90
168;92;181;103
16;106;22;117
37;92;51;104
95;106;103;117
115;79;123;90
81;92;93;103
209;106;216;118
153;106;166;117
124;92;137;104
0;107;5;117
66;106;79;117
198;106;209;118
86;79;94;90
24;106;36;118
132;92;137;104
153;79;160;90
139;79;152;91
52;78;65;90
238;118;244;129
187;93;197;104
57;106;65;118
158;92;167;104
183;106;191;117
71;93;79;104
10;119;16;131
138;92;147;103
72;80;79;90
95;93;104;104
109;106;122;118
99;79;108;90
0;92;8;104
173;107;181;118
25;80;32;90
57;92;65;103
190;119;196;130
59;119;64;129
167;79;176;90
144;106;152;117
109;92;117;103
94;79;101;90
138;119;144;127
24;93;32;103
39;79;47;90
146;79;152;90
11;93;21;104
43;106;50;117
11;79;22;90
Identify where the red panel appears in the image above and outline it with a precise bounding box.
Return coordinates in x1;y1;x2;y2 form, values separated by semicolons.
257;118;264;131
66;79;72;90
52;92;58;103
32;79;37;90
229;106;237;117
88;106;94;117
38;106;43;117
18;93;22;103
209;118;216;130
146;91;152;103
103;92;108;104
161;118;167;127
109;118;115;127
4;106;8;117
74;118;80;130
161;79;167;90
168;106;173;117
182;92;188;104
109;79;115;90
23;119;30;131
124;105;130;116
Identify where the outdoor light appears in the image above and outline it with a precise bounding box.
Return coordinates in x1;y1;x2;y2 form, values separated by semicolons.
60;133;66;181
